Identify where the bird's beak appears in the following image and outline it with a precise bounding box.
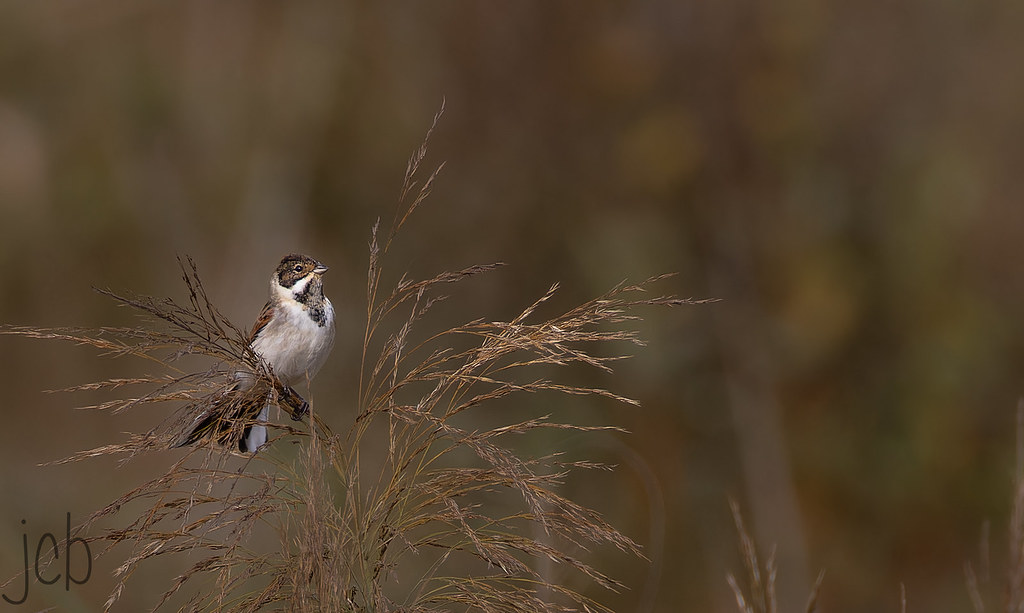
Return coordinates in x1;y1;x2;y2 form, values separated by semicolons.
313;263;329;275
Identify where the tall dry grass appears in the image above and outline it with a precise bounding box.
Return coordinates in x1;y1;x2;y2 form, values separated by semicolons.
726;498;824;613
1;110;708;611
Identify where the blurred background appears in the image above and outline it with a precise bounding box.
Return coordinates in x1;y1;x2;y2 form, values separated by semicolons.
1;1;1023;611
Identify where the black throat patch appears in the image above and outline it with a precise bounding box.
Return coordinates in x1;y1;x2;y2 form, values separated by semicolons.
295;276;327;327
294;275;320;306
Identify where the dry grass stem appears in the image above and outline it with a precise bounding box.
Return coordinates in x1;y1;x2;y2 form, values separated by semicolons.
727;499;824;613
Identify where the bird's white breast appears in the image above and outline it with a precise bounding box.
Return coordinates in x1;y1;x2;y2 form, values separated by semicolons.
251;296;335;386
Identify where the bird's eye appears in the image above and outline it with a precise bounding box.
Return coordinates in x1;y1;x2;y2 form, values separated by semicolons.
293;264;303;273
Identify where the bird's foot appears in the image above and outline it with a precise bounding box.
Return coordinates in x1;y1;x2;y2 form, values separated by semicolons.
280;385;310;420
293;399;310;421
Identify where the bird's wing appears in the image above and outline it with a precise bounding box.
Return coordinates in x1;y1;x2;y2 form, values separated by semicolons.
249;301;275;342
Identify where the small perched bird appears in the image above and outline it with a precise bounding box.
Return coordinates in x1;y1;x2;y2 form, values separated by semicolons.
181;254;336;452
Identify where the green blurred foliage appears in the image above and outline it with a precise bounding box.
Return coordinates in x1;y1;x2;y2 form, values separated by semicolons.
0;1;1022;611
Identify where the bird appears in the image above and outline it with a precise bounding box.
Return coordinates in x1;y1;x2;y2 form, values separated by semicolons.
180;253;336;452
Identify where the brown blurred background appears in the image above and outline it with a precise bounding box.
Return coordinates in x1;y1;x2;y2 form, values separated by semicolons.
1;1;1023;611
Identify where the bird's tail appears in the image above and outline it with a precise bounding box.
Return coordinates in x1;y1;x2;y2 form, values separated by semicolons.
176;383;272;452
176;380;309;453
